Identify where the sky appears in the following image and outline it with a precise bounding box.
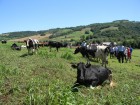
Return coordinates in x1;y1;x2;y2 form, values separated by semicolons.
0;0;140;34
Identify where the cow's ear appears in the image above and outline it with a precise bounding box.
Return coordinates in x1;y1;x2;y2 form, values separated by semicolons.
71;63;78;68
85;63;91;68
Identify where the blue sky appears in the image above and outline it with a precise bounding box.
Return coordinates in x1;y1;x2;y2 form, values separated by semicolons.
0;0;139;34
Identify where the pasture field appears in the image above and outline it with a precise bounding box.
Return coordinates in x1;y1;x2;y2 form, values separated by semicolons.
0;42;140;105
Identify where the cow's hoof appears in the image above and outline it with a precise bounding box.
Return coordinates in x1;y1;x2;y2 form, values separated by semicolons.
90;85;95;89
71;87;78;92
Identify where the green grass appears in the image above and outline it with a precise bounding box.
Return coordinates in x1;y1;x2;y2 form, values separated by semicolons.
0;42;140;105
100;26;119;32
51;31;85;41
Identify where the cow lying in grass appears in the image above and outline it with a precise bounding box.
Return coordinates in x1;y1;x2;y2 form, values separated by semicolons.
71;62;113;92
11;43;21;51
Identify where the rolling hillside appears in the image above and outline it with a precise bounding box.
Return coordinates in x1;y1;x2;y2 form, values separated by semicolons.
1;20;140;47
9;34;52;42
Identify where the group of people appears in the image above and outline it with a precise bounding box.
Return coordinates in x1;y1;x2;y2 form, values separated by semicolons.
110;45;133;63
81;41;98;51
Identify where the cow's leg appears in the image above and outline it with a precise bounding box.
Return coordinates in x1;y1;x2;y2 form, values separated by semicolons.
56;47;59;52
90;79;99;89
34;44;38;54
108;74;112;83
108;74;116;87
27;48;30;55
28;48;31;55
110;53;112;59
72;82;80;88
122;52;124;63
49;46;51;52
30;47;33;54
118;52;121;63
71;82;80;92
101;59;104;66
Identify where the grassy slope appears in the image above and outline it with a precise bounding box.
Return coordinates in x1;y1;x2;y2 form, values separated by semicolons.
51;31;84;41
0;42;140;105
8;34;51;42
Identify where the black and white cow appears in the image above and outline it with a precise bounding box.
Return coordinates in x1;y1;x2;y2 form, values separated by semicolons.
1;40;7;44
74;45;110;67
25;38;39;54
71;62;112;91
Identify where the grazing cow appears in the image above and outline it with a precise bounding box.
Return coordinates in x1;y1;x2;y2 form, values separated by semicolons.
38;42;45;47
71;62;112;91
11;43;21;50
47;41;63;52
1;40;7;44
74;45;110;67
25;38;39;54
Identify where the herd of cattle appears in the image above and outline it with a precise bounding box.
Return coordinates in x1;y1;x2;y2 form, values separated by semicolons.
2;39;131;91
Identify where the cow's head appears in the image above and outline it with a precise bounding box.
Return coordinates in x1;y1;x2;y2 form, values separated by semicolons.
71;61;94;92
71;61;91;69
74;47;80;54
104;46;110;55
71;62;86;86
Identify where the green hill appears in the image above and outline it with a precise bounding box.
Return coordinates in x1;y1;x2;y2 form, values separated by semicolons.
1;20;140;48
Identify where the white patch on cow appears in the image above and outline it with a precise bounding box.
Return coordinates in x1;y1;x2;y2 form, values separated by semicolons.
21;45;26;48
90;85;95;89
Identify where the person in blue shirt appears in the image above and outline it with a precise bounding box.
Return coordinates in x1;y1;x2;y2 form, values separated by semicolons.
117;44;125;63
81;41;87;48
110;46;115;58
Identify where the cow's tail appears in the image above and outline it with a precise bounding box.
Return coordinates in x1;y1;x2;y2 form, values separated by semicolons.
108;71;117;87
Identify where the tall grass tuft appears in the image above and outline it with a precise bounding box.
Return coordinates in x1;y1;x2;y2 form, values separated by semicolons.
61;52;74;60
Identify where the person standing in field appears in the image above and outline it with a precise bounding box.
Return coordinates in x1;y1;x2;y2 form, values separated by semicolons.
127;47;131;62
129;46;133;59
81;41;87;48
117;44;125;63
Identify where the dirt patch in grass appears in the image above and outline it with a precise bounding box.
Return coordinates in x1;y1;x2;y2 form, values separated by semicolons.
9;34;52;42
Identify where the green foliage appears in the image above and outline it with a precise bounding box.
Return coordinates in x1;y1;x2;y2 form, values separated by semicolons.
49;29;73;39
61;52;74;60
